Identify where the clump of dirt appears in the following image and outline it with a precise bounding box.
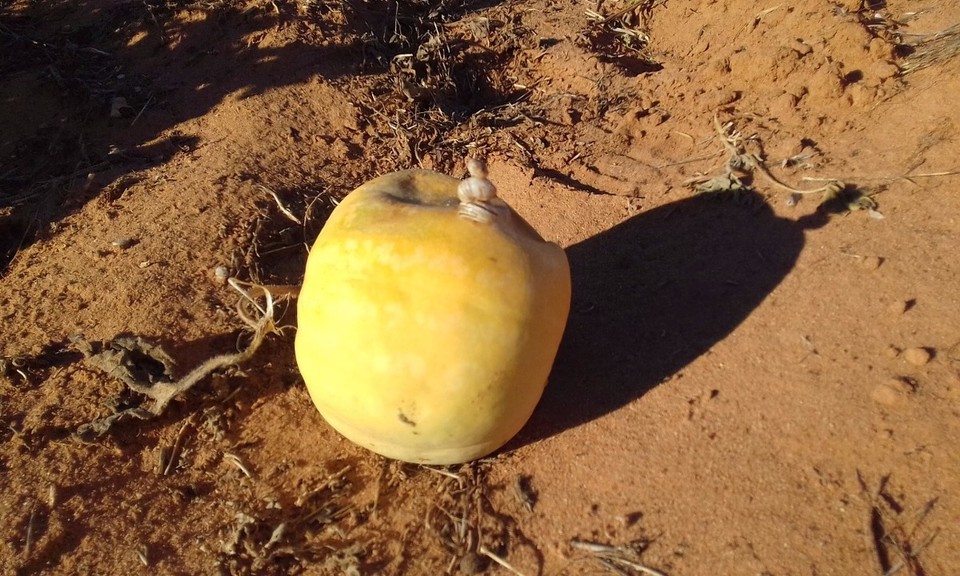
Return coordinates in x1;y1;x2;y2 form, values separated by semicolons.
2;0;960;574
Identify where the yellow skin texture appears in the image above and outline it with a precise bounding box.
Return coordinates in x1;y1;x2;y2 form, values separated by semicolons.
295;169;571;464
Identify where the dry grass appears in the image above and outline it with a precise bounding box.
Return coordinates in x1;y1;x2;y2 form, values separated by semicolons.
840;3;960;75
900;23;960;74
342;0;530;172
216;464;359;574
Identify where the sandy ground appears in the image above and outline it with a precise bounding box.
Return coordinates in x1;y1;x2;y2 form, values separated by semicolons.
2;0;960;574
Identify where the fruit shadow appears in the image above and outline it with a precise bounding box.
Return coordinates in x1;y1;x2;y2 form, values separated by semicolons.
515;192;825;447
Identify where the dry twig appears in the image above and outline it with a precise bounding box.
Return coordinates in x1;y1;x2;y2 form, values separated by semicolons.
24;505;37;557
570;539;667;576
479;544;527;576
856;471;939;576
224;452;255;478
162;416;196;475
257;184;302;225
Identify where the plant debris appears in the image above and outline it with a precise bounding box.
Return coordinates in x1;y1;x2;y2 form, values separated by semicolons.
569;538;667;576
900;23;960;74
585;0;663;75
685;114;883;214
857;472;940;576
217;465;357;574
72;280;283;439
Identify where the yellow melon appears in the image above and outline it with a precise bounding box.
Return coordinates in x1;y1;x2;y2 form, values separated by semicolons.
295;160;570;464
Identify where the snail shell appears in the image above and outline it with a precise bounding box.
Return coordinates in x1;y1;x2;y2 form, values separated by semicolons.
457;176;497;204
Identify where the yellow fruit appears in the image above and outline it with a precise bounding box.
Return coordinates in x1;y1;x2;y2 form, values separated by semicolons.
295;161;571;464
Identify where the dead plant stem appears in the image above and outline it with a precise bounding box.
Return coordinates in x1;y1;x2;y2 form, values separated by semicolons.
479;544;526;576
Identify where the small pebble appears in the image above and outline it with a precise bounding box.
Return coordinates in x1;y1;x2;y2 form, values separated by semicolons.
890;377;917;393
459;552;487;574
214;266;230;284
946;372;960;401
111;238;137;249
871;383;899;406
790;40;813;57
871;378;914;406
883;345;901;359
903;347;932;366
887;300;909;316
861;255;882;270
110;96;132;118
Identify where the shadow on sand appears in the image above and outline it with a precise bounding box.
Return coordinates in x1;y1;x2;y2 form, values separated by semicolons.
0;0;503;271
514;192;827;447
